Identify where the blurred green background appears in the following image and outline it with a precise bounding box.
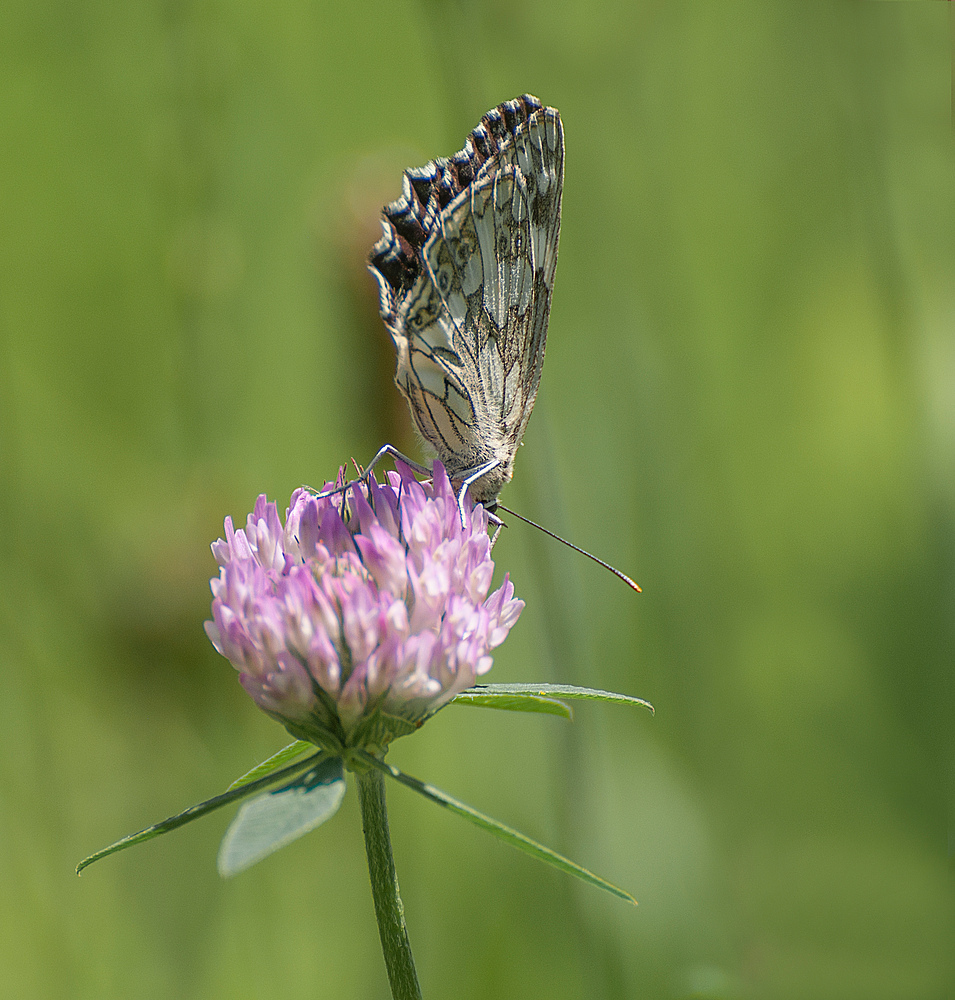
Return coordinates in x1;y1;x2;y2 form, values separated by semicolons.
1;2;952;998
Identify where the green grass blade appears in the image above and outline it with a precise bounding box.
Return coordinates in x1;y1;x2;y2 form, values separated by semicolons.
357;751;636;906
76;750;324;874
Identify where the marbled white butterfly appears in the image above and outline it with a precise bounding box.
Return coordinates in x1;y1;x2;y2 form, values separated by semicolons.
368;94;563;508
322;97;637;588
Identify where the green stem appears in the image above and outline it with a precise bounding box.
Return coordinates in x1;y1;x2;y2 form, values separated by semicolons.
356;767;422;1000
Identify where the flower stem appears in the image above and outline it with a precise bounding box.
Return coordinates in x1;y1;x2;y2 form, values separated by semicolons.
356;767;422;1000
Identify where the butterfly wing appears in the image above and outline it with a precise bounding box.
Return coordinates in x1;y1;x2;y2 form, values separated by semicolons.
369;95;564;505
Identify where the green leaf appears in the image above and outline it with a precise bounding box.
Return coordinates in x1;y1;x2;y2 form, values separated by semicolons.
451;689;572;718
227;740;314;790
75;750;324;874
217;756;346;878
355;751;636;906
462;683;653;714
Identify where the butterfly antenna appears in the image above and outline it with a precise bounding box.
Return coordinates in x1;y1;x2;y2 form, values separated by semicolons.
495;502;642;593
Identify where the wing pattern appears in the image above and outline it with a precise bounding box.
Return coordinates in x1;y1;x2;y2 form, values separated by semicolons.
369;95;563;505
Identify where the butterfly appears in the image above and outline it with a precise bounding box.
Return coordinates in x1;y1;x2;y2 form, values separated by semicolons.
367;94;563;508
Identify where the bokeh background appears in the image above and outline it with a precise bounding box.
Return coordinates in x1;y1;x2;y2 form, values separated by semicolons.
2;2;953;998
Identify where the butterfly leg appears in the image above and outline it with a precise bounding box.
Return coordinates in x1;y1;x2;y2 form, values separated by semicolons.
487;511;506;549
310;444;432;501
454;459;501;528
311;448;501;537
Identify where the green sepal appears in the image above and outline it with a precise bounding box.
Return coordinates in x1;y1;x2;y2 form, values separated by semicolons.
75;750;323;874
217;755;346;878
347;708;419;754
459;682;653;714
353;750;636;906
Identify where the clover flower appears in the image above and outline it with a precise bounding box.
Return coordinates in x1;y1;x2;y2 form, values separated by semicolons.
205;462;523;753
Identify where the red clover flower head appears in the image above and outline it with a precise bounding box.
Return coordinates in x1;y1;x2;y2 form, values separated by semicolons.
205;462;523;754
